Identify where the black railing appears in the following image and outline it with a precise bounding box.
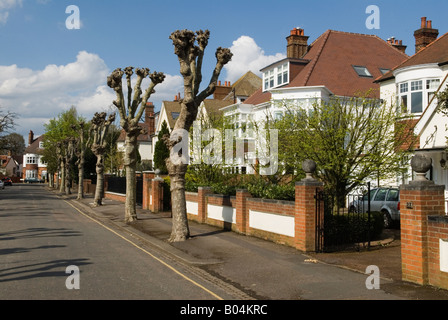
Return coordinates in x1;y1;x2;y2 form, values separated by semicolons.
106;176;143;206
315;182;381;252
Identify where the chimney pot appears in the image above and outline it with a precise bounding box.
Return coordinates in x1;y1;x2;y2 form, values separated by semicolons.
428;20;432;28
421;17;427;28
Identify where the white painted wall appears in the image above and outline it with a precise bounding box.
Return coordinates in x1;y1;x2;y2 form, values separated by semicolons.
249;210;295;237
207;204;236;223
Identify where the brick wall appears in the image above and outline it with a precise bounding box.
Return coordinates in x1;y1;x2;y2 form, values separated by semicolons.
400;181;448;290
427;216;448;289
93;173;324;253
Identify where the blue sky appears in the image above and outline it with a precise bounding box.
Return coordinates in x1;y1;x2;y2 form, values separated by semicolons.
1;0;448;141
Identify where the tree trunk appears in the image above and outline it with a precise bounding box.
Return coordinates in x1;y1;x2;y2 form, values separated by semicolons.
59;160;66;194
65;157;71;195
168;163;190;242
93;154;104;207
124;133;138;223
77;163;84;200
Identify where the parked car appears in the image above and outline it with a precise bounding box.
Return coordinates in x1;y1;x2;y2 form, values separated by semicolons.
2;177;12;186
349;187;400;228
0;180;4;189
24;178;44;184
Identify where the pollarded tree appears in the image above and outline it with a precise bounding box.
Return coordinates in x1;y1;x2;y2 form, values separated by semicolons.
166;29;232;242
107;67;165;223
89;112;116;206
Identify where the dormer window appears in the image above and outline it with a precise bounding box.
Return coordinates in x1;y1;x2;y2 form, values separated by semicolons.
263;63;289;91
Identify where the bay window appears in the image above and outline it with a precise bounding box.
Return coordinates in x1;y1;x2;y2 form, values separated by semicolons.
397;78;440;114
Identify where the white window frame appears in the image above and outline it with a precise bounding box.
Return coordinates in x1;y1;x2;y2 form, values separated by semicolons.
397;78;441;115
262;63;290;91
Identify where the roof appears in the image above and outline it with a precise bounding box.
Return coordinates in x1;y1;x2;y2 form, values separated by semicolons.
245;30;408;104
223;71;262;101
376;32;448;82
117;122;154;142
160;101;182;129
25;135;44;154
201;99;233;117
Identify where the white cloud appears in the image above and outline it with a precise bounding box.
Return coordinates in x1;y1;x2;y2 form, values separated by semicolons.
0;51;184;140
0;51;110;138
0;0;22;24
224;35;286;83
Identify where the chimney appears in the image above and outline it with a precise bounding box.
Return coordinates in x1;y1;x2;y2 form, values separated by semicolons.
213;80;232;100
28;130;34;146
145;102;155;136
286;27;309;59
387;37;407;54
414;17;439;53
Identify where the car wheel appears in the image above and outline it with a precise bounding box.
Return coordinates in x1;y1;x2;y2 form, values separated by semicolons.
383;210;393;229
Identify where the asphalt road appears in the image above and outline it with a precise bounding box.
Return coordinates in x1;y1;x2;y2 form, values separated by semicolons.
0;184;239;300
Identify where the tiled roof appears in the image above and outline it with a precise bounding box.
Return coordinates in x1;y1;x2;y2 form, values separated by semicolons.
376;32;448;82
25;135;44;154
245;29;409;104
223;71;262;100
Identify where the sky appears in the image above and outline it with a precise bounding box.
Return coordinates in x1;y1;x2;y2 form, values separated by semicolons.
1;0;448;143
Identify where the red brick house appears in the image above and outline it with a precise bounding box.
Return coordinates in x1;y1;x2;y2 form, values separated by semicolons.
22;130;47;182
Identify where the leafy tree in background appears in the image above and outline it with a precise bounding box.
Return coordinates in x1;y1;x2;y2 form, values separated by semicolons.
0;133;25;156
43;106;83;193
153;120;170;174
272;94;417;208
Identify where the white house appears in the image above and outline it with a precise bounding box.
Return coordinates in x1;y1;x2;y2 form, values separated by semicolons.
220;26;409;174
377;17;448;192
116;102;156;167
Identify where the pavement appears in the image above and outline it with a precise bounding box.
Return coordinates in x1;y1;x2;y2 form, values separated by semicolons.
55;189;448;300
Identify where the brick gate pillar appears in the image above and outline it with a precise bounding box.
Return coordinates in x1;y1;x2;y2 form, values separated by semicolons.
235;189;252;234
400;154;446;285
295;160;323;252
197;187;212;223
142;171;152;210
150;178;164;213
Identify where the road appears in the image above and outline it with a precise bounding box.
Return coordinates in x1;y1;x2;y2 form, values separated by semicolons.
0;184;239;300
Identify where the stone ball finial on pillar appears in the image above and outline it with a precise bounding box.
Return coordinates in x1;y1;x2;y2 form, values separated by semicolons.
411;154;432;182
154;168;163;182
302;159;317;181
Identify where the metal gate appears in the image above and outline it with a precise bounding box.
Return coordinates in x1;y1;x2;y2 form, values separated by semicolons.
315;182;372;253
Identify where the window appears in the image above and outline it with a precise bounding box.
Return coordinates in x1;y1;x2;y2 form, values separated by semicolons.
277;63;289;86
386;189;399;202
171;112;180;120
262;63;290;91
353;65;372;78
411;80;422;91
39;141;44;149
411;92;423;113
379;68;390;75
400;83;408;93
26;170;37;179
410;80;423;113
427;79;440;90
26;156;37;164
398;79;438;114
427;79;440;105
374;189;388;201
